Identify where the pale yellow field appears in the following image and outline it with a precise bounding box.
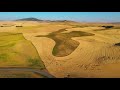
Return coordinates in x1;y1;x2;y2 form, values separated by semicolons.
1;21;120;78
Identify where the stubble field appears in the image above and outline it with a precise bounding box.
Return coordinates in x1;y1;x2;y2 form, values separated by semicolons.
0;21;120;78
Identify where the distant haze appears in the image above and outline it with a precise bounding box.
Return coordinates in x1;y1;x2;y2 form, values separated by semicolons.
0;12;120;23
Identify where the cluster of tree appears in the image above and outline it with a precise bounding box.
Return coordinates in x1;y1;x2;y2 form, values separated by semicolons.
16;26;23;27
102;26;114;29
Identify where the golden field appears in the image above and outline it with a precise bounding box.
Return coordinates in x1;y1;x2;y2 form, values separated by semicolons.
0;21;120;78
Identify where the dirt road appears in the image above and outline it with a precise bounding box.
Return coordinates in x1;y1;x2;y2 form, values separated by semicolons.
0;68;55;78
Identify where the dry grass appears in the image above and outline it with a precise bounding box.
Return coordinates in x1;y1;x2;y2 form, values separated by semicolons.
1;21;120;78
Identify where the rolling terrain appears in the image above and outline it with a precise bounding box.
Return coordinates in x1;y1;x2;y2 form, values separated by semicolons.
0;20;120;78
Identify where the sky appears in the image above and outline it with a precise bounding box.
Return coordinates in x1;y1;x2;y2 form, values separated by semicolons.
0;12;120;22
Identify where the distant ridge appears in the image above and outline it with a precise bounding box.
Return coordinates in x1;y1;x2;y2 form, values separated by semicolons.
15;17;76;22
110;22;120;24
16;17;43;21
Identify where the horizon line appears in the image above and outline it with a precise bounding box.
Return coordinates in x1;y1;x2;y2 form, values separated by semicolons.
0;17;119;23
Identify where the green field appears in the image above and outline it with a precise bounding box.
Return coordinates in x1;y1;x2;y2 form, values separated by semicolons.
0;32;45;69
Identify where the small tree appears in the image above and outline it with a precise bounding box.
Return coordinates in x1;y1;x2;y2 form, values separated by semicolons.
102;26;114;29
16;26;23;27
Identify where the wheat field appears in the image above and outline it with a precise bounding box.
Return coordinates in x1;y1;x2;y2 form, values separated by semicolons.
0;21;120;78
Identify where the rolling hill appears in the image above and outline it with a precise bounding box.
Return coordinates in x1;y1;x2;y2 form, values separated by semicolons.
16;18;76;23
16;17;43;21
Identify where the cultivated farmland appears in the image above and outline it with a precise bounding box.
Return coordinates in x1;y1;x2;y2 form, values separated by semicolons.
1;21;120;78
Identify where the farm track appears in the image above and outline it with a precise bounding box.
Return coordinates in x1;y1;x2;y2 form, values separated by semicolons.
0;68;55;78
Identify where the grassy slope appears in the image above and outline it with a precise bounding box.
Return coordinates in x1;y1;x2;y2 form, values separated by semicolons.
36;28;94;57
0;32;45;69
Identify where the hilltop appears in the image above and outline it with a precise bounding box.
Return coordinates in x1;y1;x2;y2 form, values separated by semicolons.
16;17;43;21
16;17;77;23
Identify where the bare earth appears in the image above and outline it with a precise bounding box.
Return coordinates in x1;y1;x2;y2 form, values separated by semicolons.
1;21;120;78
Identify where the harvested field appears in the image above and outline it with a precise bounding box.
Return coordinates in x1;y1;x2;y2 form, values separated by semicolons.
1;21;120;78
36;28;94;57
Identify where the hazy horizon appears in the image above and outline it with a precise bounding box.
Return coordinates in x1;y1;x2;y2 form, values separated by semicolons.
0;12;120;23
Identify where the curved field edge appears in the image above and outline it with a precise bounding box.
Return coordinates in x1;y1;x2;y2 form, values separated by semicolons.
22;35;45;69
0;32;45;70
36;28;95;57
